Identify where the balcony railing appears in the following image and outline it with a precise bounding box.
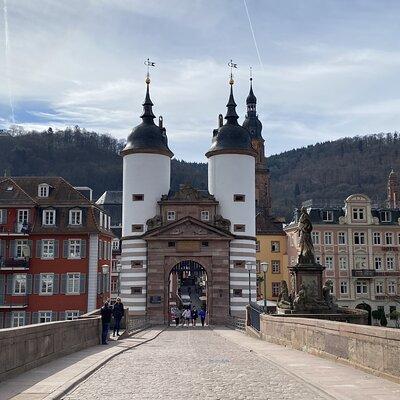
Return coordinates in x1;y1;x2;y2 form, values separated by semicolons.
0;222;31;235
0;295;28;308
352;269;375;278
0;258;30;270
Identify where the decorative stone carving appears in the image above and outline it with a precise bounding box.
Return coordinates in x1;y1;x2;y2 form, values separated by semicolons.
214;214;231;231
161;184;216;202
146;215;162;230
322;280;337;310
293;284;307;311
277;280;291;309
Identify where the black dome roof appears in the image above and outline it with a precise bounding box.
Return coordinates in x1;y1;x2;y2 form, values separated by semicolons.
121;83;173;158
242;115;263;139
206;84;255;158
246;81;257;104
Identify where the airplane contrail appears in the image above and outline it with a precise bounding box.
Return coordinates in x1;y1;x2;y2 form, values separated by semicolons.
243;0;264;69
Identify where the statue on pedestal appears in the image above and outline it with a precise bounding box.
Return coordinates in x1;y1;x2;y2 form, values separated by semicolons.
277;280;291;309
296;207;315;264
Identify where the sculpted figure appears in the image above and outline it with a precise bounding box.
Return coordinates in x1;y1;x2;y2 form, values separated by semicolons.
297;207;315;264
277;280;291;309
293;284;307;311
214;214;231;231
322;280;335;309
146;215;162;230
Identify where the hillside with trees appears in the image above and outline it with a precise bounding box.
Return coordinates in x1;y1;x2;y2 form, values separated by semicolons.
1;126;399;220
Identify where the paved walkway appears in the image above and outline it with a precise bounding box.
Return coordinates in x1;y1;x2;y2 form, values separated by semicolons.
60;327;400;400
0;328;163;400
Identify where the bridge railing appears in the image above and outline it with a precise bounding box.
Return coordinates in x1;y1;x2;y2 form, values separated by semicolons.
226;315;246;331
246;302;264;332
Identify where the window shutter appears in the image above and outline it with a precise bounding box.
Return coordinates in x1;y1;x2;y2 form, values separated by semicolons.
4;312;11;328
33;274;40;294
60;274;67;294
1;209;7;224
6;275;13;295
80;273;86;294
97;273;102;294
0;239;5;258
0;275;5;294
27;240;33;258
81;240;86;259
98;240;101;260
31;312;38;324
9;240;15;258
103;274;108;293
53;274;59;294
25;311;31;325
0;313;4;328
36;240;42;258
63;240;69;258
54;240;59;258
26;274;33;294
51;311;58;321
59;311;65;321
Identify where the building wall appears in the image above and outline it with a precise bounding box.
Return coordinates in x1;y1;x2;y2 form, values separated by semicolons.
256;234;289;301
285;195;400;327
122;153;170;237
208;154;255;237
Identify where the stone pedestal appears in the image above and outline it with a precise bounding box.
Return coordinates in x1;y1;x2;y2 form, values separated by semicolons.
290;262;325;302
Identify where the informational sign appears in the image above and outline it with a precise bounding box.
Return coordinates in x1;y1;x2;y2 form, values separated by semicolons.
149;295;162;304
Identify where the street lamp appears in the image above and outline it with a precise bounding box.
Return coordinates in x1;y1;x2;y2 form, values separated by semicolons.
101;264;110;301
245;261;256;304
116;261;122;296
260;261;269;311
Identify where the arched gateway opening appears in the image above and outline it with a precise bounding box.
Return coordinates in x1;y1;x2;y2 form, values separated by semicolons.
168;260;208;325
356;303;372;325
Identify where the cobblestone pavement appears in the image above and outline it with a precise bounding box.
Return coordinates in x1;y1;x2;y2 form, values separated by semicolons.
63;327;330;400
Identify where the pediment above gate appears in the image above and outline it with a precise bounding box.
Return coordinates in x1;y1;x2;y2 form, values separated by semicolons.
143;216;233;240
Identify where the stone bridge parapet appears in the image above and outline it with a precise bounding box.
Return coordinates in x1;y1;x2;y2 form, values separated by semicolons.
0;316;101;382
254;314;400;383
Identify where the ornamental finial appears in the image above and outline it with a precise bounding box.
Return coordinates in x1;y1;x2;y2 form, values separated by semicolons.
144;58;155;84
228;59;237;85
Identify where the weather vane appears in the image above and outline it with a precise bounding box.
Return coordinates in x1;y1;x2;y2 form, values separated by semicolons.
249;66;253;82
228;59;238;85
144;58;155;83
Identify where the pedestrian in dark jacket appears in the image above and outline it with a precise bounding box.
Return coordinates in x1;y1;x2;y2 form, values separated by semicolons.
112;297;125;336
191;307;198;326
199;308;206;327
101;301;112;345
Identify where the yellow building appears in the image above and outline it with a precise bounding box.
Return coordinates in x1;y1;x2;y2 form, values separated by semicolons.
256;233;289;302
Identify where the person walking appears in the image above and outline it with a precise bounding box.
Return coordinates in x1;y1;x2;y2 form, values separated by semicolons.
199;308;206;327
112;297;125;336
101;300;112;345
191;306;198;326
182;307;191;327
173;307;181;327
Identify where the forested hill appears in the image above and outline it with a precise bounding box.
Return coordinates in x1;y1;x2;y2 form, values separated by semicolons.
1;126;399;219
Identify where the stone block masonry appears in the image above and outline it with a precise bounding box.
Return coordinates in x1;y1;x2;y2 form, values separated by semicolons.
256;314;400;383
0;316;101;382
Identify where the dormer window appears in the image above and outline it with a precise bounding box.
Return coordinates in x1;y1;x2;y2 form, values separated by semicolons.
352;208;365;221
42;209;56;226
69;209;82;226
381;211;391;223
322;210;333;222
38;184;50;198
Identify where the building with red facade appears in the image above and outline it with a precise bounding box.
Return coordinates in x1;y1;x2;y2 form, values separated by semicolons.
0;177;113;328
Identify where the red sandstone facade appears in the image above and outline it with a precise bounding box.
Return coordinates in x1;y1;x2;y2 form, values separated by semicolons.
0;177;113;328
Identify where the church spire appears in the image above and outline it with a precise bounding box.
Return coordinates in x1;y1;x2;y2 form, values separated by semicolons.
141;59;156;122
225;60;239;124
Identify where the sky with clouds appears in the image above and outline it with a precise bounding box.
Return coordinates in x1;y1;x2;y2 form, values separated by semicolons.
1;0;400;161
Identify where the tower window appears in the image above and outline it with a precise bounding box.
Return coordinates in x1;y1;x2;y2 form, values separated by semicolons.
131;224;144;232
131;260;143;268
233;224;245;232
233;260;245;268
167;211;176;221
131;287;142;295
233;194;246;202
233;289;242;297
132;194;144;201
168;241;175;247
201;241;209;247
200;211;210;221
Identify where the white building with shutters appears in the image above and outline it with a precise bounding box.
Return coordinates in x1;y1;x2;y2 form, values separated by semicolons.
0;176;114;328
